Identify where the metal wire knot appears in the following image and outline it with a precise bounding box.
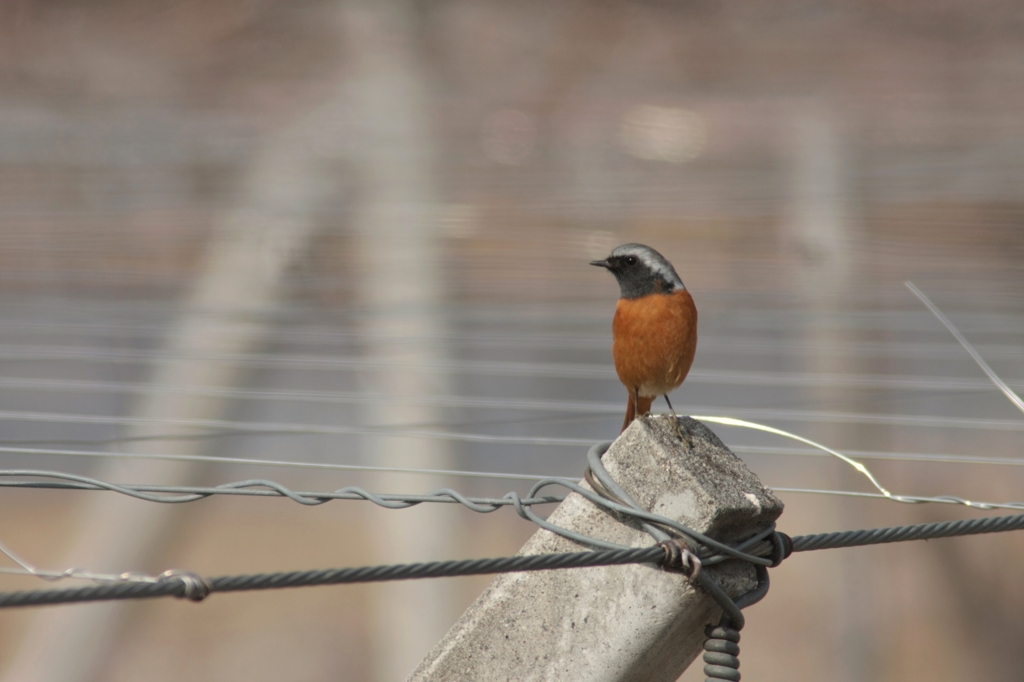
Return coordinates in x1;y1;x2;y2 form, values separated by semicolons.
159;570;212;602
658;538;702;580
769;531;793;567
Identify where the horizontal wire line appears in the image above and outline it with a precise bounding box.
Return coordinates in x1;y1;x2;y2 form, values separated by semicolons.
4;408;1024;469
0;378;620;413
0;345;618;378
0;547;674;604
3;511;1024;607
682;408;1024;432
8;412;1024;507
0;471;567;507
2;414;1023;589
0;377;1023;432
0;344;1021;390
0;447;563;481
2;409;1021;469
733;445;1024;467
4;298;1023;331
692;339;1024;361
0;410;594;446
0;320;612;350
1;475;1023;602
4;469;1019;511
0;317;1022;359
6;436;1024;482
770;487;1024;510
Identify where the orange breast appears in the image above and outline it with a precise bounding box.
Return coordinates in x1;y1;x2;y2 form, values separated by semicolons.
612;289;697;398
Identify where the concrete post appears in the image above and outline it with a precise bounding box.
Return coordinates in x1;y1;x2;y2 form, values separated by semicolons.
410;416;783;682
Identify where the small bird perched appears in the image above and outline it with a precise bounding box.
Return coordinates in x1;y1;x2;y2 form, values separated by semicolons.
590;243;697;435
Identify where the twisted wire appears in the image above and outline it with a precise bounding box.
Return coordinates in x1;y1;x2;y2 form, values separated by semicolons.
3;510;1024;609
0;470;563;511
791;513;1024;551
0;462;762;564
7;474;1024;516
0;547;666;608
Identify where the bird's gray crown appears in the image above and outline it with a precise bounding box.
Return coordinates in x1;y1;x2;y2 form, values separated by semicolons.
591;243;685;299
610;244;685;291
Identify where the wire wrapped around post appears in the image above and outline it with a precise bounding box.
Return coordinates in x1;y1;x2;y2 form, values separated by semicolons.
582;438;790;682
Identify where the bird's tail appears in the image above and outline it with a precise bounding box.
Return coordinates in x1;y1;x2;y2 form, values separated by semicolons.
621;392;654;433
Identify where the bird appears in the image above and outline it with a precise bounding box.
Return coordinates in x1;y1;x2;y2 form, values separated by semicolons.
590;243;697;437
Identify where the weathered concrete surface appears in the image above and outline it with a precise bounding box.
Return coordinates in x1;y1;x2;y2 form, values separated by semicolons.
410;415;784;682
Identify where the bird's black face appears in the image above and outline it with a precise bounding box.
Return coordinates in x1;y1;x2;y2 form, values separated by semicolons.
590;243;684;299
591;253;643;279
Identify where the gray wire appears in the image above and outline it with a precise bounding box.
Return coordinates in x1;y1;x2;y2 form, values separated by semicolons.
0;410;594;447
0;546;671;608
0;344;616;379
790;513;1024;551
2;511;1023;610
0;448;775;591
906;281;1024;415
1;377;1023;433
0;470;564;509
769;487;1024;511
733;445;1024;468
2;315;1023;359
511;472;774;563
3;407;1024;473
4;399;1023;602
0;449;564;482
2;468;1018;514
1;343;1021;391
3;295;1021;331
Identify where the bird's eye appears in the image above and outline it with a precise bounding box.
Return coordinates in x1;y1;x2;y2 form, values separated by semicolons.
624;256;638;266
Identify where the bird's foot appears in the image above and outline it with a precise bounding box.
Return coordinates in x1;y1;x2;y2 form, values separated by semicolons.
661;395;692;448
672;416;694;448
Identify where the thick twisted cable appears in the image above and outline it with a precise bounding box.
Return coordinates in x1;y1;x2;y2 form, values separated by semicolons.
0;546;666;609
699;526;780;567
4;513;1024;609
792;512;1024;551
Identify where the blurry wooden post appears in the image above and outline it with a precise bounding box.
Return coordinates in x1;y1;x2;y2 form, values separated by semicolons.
785;107;874;681
341;1;463;680
411;417;783;682
0;62;359;682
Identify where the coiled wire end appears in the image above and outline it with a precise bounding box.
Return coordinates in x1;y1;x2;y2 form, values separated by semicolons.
703;622;741;681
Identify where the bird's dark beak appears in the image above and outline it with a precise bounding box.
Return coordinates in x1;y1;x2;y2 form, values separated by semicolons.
590;259;610;269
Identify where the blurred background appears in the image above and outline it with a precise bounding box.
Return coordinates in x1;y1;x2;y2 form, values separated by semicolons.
0;0;1023;680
